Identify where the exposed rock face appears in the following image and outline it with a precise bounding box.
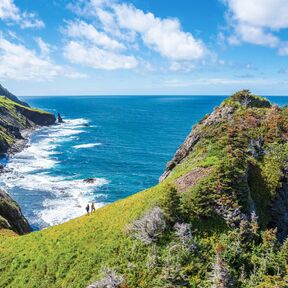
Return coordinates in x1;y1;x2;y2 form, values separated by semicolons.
175;167;213;193
16;106;56;126
271;182;288;241
0;189;31;234
0;84;29;107
160;105;236;182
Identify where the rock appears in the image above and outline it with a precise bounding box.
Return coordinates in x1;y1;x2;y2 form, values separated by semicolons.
0;189;31;234
57;113;64;123
83;178;96;184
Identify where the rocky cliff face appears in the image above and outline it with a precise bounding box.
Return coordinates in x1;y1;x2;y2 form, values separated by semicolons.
0;189;31;234
0;95;55;155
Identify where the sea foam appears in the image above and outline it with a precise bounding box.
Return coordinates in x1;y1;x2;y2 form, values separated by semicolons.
0;118;108;228
73;143;102;149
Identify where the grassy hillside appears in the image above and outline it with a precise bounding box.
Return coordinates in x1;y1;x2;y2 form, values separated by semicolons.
0;91;288;288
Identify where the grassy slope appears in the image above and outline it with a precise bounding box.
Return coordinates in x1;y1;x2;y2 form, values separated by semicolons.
1;91;288;287
0;183;170;288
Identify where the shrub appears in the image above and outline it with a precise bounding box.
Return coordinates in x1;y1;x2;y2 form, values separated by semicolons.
87;269;124;288
159;184;181;224
174;222;195;251
127;207;166;245
211;244;235;288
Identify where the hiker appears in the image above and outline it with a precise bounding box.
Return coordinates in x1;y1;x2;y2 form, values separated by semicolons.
91;202;96;213
85;203;90;215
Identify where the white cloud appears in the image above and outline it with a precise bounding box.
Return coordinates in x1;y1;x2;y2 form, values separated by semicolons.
66;0;207;67
63;41;138;70
35;37;51;57
278;42;288;56
64;20;124;50
225;0;288;29
0;0;44;29
223;0;288;53
0;0;20;21
235;24;279;48
113;3;206;61
0;34;85;80
164;77;279;87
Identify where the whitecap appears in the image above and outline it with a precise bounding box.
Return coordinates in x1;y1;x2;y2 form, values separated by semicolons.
73;143;102;149
0;117;109;228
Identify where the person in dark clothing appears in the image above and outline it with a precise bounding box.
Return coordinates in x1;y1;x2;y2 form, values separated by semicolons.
85;203;90;215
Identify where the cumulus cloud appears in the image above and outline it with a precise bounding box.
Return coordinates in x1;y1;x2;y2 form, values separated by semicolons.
0;34;85;80
223;0;288;54
65;0;207;70
113;3;206;61
64;20;124;50
0;0;44;29
63;41;138;70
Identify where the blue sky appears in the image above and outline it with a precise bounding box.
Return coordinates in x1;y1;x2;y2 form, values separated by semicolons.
1;0;288;96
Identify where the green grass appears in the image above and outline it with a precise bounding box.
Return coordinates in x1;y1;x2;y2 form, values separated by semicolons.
1;91;288;287
0;96;51;115
0;183;170;288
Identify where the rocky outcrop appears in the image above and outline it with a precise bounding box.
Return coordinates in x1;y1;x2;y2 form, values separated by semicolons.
57;113;64;123
0;189;31;234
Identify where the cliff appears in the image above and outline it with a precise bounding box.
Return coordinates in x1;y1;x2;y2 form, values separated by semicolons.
0;189;31;234
0;90;287;288
0;84;29;107
0;95;55;155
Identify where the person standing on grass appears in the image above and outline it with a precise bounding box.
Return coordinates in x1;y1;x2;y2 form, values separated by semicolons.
91;202;96;213
85;203;90;215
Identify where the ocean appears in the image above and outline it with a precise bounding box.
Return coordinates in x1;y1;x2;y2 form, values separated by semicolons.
0;96;287;230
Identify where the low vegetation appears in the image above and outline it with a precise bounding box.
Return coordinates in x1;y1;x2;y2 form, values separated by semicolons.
0;90;288;287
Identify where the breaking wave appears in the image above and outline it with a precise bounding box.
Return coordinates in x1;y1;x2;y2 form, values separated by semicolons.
0;118;108;228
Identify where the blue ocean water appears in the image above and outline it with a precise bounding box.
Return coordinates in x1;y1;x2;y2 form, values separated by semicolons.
1;96;287;230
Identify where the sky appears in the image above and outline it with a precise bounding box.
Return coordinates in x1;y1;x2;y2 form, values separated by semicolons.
1;0;288;96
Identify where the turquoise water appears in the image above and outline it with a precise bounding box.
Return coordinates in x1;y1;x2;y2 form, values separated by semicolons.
1;96;287;229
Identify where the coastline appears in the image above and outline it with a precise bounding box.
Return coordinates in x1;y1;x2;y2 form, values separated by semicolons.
7;127;38;157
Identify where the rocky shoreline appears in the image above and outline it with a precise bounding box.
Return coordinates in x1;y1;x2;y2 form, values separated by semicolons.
0;86;56;234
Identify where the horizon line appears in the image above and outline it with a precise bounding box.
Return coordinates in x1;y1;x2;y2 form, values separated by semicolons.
18;94;288;97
